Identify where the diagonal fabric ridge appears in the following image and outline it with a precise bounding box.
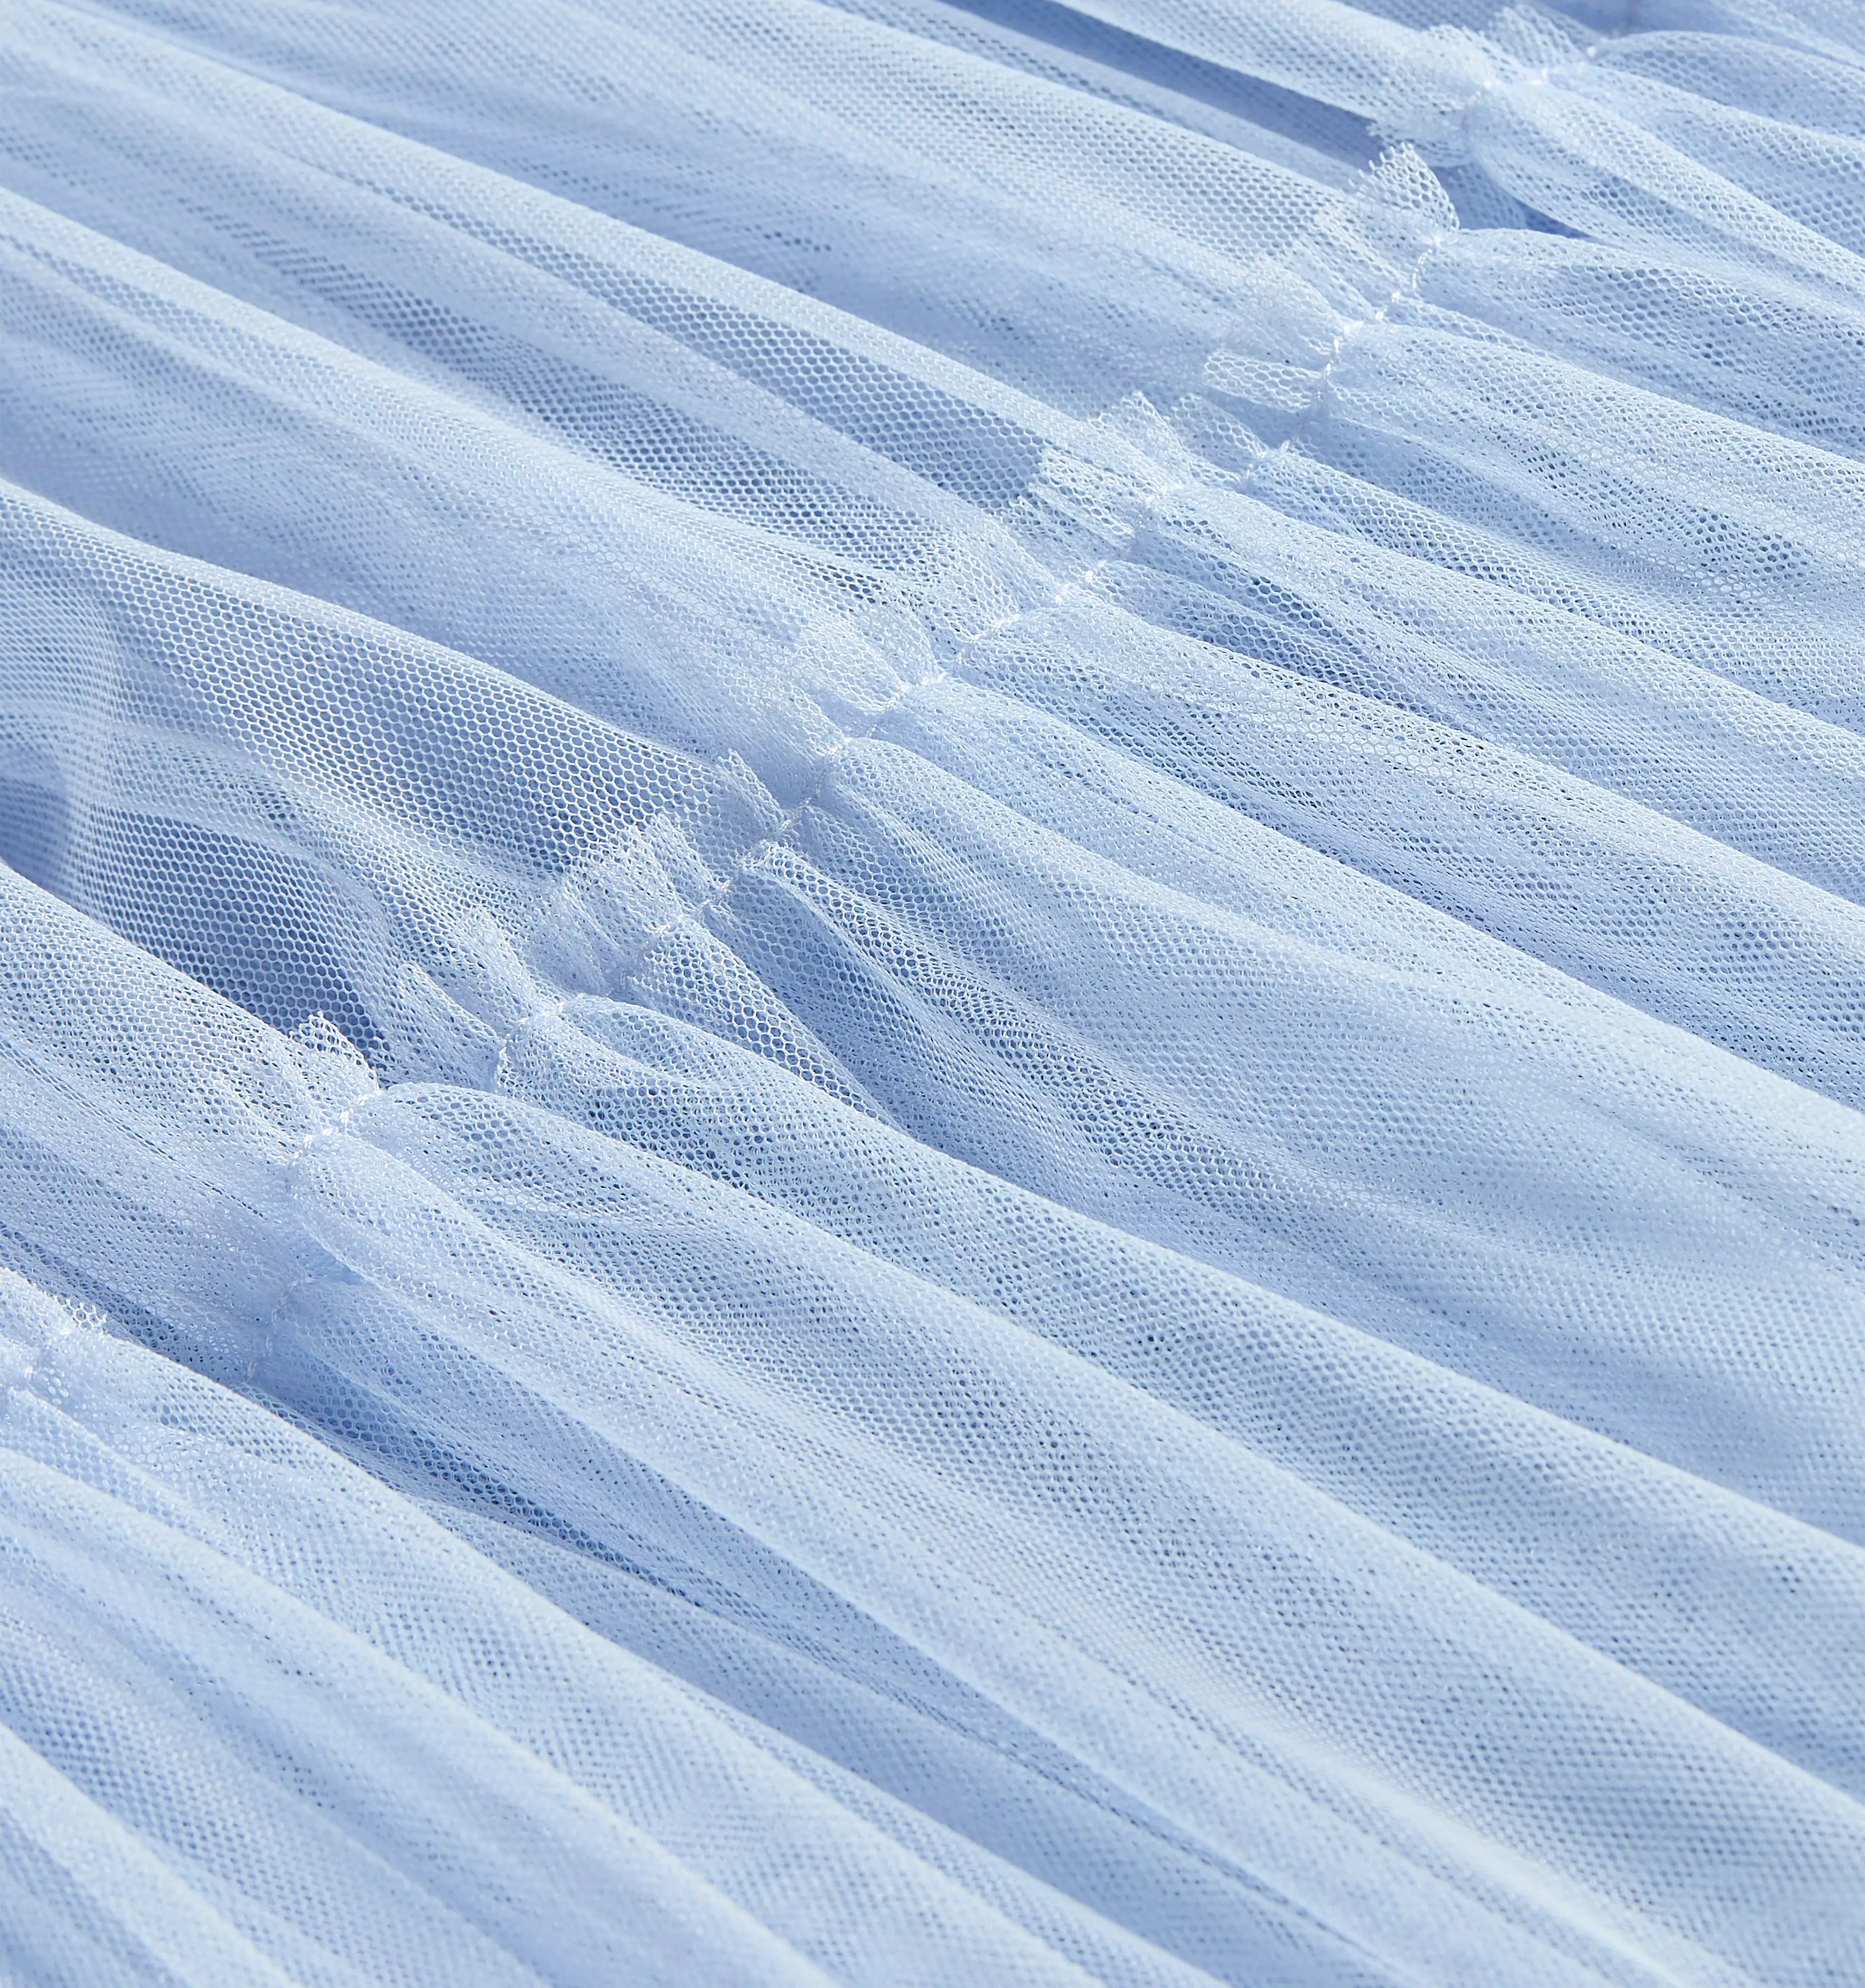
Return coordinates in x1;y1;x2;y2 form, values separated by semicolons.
0;1;1862;1981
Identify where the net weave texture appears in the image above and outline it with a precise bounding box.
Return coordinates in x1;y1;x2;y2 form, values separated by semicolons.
0;0;1863;1982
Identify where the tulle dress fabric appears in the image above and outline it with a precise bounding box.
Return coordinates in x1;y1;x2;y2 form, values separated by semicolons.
0;0;1861;1983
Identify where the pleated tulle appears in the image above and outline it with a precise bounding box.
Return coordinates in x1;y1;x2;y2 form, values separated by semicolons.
0;1;1863;1983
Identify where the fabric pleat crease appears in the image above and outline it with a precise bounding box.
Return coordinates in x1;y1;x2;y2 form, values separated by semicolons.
0;0;1861;1981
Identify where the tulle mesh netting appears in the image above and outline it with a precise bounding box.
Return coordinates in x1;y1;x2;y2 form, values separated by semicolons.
0;0;1863;1981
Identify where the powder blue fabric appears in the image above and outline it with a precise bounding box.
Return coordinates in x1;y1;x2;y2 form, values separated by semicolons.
0;1;1862;1982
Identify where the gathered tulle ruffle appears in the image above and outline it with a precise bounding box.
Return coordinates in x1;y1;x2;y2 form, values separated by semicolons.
0;0;1863;1982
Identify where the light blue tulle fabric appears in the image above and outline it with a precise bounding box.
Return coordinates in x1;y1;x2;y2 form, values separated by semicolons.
0;0;1863;1981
